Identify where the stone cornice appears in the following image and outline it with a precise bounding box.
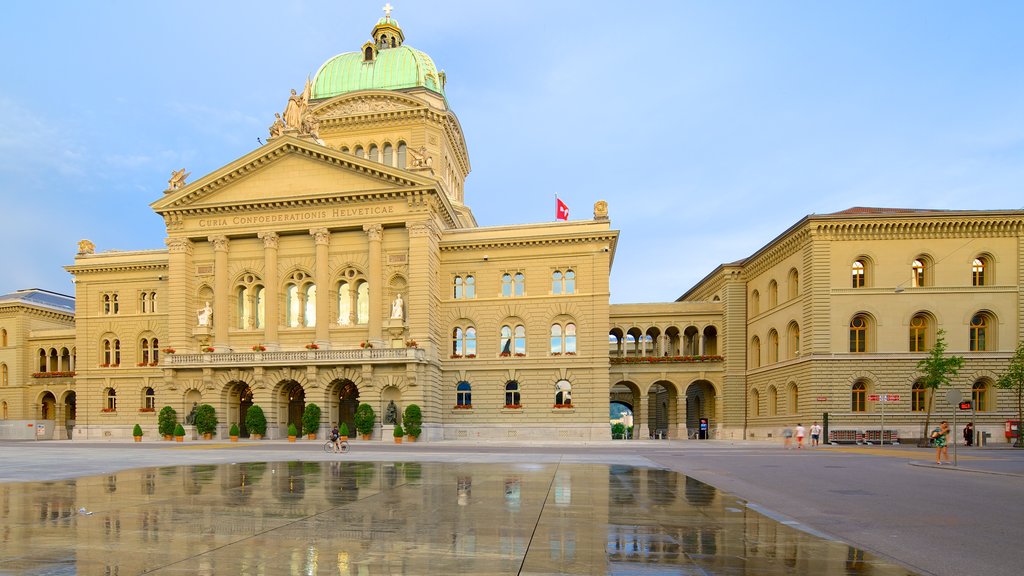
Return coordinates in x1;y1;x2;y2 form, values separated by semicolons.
65;262;167;276
0;303;75;323
811;214;1024;241
439;231;618;252
743;227;810;280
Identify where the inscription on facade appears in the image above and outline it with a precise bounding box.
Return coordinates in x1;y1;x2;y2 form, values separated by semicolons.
197;206;397;228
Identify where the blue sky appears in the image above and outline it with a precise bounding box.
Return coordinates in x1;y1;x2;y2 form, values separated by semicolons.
2;1;1023;303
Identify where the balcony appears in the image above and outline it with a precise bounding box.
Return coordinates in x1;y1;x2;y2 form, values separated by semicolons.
609;354;723;365
165;347;427;368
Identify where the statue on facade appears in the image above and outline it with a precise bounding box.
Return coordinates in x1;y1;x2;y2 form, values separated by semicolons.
384;400;398;425
302;113;321;140
77;239;95;255
269;113;285;138
185;402;198;425
282;78;312;130
197;301;213;326
408;146;433;169
167;168;191;191
391;294;404;319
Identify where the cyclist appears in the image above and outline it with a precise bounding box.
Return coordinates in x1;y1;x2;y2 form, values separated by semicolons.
330;426;341;452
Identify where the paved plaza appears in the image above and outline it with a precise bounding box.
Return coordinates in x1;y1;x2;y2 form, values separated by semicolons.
0;438;1021;575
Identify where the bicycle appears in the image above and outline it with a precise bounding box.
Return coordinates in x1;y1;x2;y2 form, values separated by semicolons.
323;439;350;453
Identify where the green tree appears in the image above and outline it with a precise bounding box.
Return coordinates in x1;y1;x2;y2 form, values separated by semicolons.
916;329;964;446
158;406;177;437
245;404;267;437
354;403;375;436
996;340;1024;448
403;404;422;438
302;403;321;436
194;404;218;436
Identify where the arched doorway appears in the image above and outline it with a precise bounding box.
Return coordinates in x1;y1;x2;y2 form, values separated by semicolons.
610;381;640;439
40;392;56;420
62;391;76;439
282;380;305;431
647;381;677;439
231;383;254;437
686;380;717;438
336;380;359;435
610;400;633;439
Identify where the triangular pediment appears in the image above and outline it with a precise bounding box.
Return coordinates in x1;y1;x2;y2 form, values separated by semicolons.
311;91;431;120
152;136;439;213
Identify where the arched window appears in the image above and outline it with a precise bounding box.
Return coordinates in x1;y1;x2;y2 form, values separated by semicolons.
501;273;513;297
1;328;6;347
549;322;577;354
140;338;152;365
750;336;761;368
788;268;799;299
555;380;572;406
303;284;316;328
452;326;477;357
144;387;156;410
787;322;800;358
750;290;760;316
514;325;527;355
1;363;7;387
768;281;778;308
565;270;575;294
39;348;47;372
504;381;521;407
970;313;989;351
500;325;513;355
972;257;987;286
552;271;563;295
851;260;866;288
356;280;369;324
750;388;760;417
912;259;927;287
106;388;117;411
454;276;464;299
850;315;868;353
354;145;364;158
912;381;926;412
851;382;866;412
514;273;525;297
703;326;718;356
456;381;472;407
454;275;475;299
767;385;778;416
909;314;929;352
552;270;575;295
767;330;779;364
383;143;393;166
397;141;407;168
337;281;352;325
973;381;988;412
364;46;373;61
787;383;799;414
286;284;300;327
368;144;379;163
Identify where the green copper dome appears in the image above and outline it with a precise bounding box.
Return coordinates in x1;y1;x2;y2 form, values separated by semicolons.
311;45;445;99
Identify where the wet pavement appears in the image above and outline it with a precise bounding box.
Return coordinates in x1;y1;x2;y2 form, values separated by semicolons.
0;456;918;575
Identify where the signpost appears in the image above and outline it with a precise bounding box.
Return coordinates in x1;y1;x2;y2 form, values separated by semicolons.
869;394;900;445
946;390;962;466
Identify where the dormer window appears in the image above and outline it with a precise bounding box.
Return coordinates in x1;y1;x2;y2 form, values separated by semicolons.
364;46;374;61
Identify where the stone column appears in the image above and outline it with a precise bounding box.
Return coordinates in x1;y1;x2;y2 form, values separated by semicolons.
258;232;279;348
165;237;194;350
637;394;651;440
364;224;383;344
208;235;230;348
310;228;331;346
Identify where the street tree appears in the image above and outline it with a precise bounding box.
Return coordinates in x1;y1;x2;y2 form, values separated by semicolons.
996;340;1024;448
916;330;964;446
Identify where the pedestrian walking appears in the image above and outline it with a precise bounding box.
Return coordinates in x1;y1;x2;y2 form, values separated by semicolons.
810;422;822;447
782;425;793;449
795;423;806;449
963;422;974;447
932;421;951;464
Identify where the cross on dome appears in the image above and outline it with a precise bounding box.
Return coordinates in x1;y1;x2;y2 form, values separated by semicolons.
382;2;393;19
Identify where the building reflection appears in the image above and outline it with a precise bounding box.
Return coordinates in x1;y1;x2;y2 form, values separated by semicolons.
0;462;912;575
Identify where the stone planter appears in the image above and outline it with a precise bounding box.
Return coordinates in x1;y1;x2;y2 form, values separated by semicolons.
202;433;213;440
394;436;402;444
133;436;142;443
288;436;296;442
230;435;238;442
175;436;184;442
251;433;263;440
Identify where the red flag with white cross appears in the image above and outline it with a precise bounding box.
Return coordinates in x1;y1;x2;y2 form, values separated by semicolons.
556;197;569;221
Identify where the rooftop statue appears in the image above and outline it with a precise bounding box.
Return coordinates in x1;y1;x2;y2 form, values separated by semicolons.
167;168;191;190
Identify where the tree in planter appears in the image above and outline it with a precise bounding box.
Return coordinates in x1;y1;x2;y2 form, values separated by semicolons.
403;403;422;439
194;404;218;437
245;404;267;438
229;423;240;439
339;422;350;439
393;423;404;440
355;403;375;438
916;330;964;447
158;406;177;438
133;424;144;440
287;422;298;438
996;340;1024;448
302;403;321;437
174;423;186;438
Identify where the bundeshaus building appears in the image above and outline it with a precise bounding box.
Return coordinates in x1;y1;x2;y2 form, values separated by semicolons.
1;12;1022;444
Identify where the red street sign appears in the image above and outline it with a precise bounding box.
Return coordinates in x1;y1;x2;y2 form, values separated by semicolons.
870;394;901;402
958;401;972;410
869;394;880;401
816;396;827;402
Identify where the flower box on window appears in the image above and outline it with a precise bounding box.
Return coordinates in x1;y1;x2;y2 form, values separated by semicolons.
202;347;215;353
138;407;155;413
305;343;319;350
98;363;110;368
553;403;573;409
450;354;463;359
137;362;148;367
100;408;116;413
499;352;511;357
149;362;159;367
252;344;267;352
504;404;522;409
453;404;473;409
111;364;120;368
359;342;371;349
31;371;76;378
162;348;176;354
514;353;526;357
465;353;476;358
406;340;418;348
551;352;562;356
564;352;576;356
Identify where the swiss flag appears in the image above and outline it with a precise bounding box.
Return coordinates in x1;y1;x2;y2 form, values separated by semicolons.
556;197;569;221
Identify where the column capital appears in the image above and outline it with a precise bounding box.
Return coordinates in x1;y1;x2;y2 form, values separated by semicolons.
207;235;229;251
363;223;383;241
406;220;437;238
258;231;279;249
165;237;193;255
310;227;331;245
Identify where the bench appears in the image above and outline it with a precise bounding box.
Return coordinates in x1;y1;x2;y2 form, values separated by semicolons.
828;429;861;444
862;429;900;444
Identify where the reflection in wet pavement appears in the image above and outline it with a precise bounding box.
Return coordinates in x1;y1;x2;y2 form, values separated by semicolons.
0;462;916;575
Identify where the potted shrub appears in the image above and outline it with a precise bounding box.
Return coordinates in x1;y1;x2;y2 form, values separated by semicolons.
393;423;404;444
287;423;298;442
195;404;217;439
229;423;239;442
174;423;186;442
611;422;626;440
158;406;177;440
338;422;350;441
132;424;144;442
403;404;422;441
355;403;375;440
302;403;321;439
246;404;267;440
